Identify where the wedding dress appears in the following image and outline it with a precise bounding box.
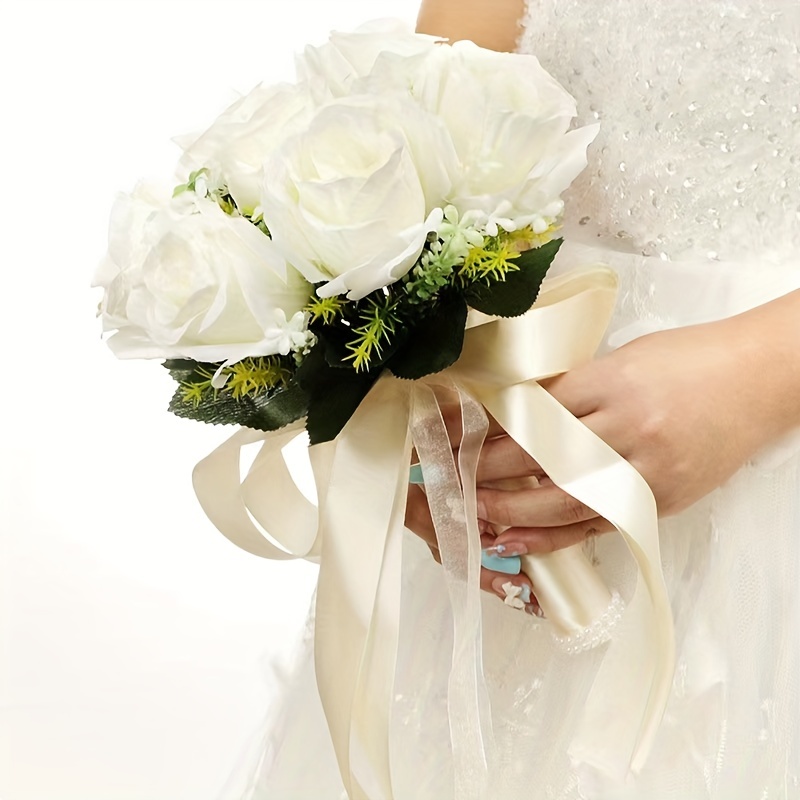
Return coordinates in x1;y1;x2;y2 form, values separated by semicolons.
227;2;800;798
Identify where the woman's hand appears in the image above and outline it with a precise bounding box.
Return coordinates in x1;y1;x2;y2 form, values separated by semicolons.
406;290;800;583
478;293;800;556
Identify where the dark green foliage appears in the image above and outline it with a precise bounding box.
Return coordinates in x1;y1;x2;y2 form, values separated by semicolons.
387;293;468;380
465;238;562;317
296;345;380;444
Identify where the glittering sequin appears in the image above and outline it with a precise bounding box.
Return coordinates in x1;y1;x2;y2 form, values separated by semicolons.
518;0;800;265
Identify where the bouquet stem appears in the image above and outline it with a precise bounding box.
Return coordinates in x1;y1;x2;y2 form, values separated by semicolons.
521;548;613;636
488;475;615;640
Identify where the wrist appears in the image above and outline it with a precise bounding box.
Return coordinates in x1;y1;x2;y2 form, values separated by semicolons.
724;290;800;450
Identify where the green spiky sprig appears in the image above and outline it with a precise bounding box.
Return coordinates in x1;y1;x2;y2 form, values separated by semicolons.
224;356;292;399
343;296;401;372
176;355;292;408
457;224;560;286
306;295;347;325
178;365;217;408
459;237;521;284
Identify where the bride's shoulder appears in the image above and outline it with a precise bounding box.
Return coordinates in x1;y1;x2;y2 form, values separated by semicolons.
416;0;527;52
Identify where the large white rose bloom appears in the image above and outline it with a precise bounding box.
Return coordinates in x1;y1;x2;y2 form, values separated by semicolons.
259;96;457;300
296;18;441;102
178;81;314;214
94;183;313;364
367;40;599;235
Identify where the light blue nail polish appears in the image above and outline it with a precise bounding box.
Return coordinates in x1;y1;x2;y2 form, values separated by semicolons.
409;464;424;484
520;585;532;604
481;551;521;575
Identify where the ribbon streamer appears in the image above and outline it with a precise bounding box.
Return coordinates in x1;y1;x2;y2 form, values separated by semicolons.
409;385;494;799
192;266;675;796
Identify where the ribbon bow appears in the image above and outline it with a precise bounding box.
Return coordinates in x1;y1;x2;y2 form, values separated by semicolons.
192;266;675;798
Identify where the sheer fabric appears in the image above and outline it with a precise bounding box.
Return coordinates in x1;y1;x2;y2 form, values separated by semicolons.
232;3;800;797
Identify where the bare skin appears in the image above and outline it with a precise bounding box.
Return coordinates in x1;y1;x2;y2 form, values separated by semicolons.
408;293;800;605
416;0;526;51
409;0;800;607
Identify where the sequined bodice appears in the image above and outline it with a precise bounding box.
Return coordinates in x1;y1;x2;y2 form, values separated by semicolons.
518;0;800;264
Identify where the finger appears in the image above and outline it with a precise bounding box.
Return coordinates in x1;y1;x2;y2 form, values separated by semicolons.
488;516;615;555
479;568;542;617
477;483;597;528
428;544;441;565
405;484;437;548
475;435;545;484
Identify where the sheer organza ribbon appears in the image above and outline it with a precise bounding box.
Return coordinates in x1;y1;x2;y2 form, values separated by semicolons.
192;267;675;797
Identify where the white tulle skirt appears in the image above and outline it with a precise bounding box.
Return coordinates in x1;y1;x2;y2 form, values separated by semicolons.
226;244;800;800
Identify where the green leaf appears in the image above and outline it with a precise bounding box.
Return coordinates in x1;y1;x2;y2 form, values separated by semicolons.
318;324;404;372
246;381;308;432
317;326;360;369
464;238;562;317
296;345;380;444
166;365;308;432
168;383;256;427
386;292;468;380
162;358;203;383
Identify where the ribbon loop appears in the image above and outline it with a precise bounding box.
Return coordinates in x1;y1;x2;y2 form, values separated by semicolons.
192;421;321;560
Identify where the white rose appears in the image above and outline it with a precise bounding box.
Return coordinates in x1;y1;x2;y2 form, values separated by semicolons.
386;41;599;233
94;183;313;364
178;81;314;214
296;18;441;102
259;97;456;300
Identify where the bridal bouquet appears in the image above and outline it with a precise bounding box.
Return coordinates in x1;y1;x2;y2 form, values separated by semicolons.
94;20;597;443
94;20;674;793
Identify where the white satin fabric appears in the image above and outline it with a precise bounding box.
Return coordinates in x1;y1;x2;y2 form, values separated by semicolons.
227;2;800;798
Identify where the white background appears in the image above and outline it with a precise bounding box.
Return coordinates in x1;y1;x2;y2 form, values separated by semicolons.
0;2;416;798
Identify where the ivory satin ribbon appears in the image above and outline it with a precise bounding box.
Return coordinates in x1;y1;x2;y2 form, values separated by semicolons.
192;266;675;796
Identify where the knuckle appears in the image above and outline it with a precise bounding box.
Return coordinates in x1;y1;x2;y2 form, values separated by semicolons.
560;493;589;523
482;490;513;525
636;407;671;447
488;493;510;524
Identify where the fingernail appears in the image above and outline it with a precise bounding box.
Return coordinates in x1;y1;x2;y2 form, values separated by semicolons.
482;551;521;574
519;584;532;604
484;542;527;558
409;464;424;484
525;602;545;618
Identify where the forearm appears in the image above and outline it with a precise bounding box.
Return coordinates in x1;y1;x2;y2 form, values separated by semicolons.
732;288;800;445
416;0;525;52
